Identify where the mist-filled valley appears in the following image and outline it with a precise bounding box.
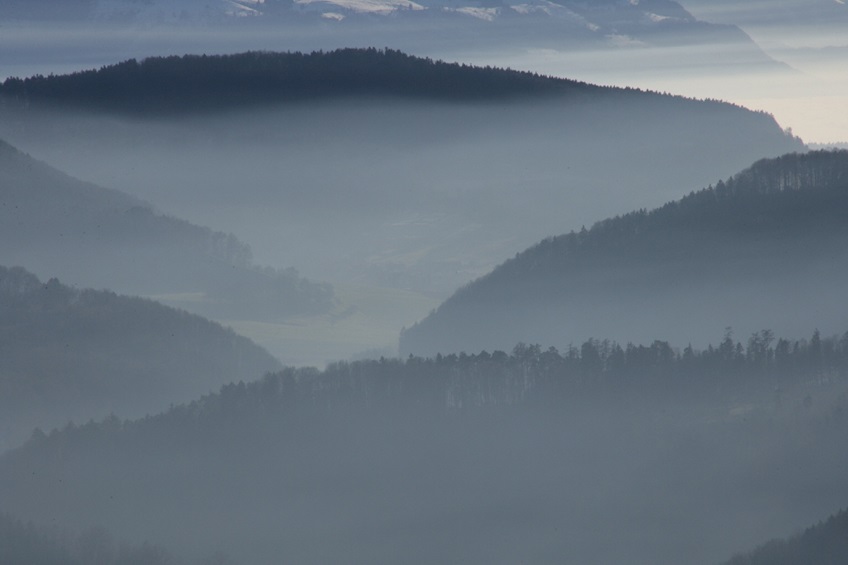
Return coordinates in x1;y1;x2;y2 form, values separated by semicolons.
0;50;803;361
1;4;847;564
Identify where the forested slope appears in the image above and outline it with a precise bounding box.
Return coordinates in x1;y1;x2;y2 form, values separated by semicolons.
400;150;848;356
2;327;847;564
724;508;848;565
0;48;783;125
0;265;281;451
0;511;177;565
0;139;333;320
0;48;597;114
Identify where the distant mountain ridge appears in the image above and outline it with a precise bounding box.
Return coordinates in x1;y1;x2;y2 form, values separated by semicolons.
0;0;770;48
0;48;782;116
679;0;848;27
0;49;598;114
400;150;848;356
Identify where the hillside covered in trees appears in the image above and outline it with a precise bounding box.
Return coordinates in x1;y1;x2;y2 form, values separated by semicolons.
2;326;847;564
0;511;178;565
0;265;282;451
401;150;848;356
0;139;333;321
0;49;601;114
724;508;848;565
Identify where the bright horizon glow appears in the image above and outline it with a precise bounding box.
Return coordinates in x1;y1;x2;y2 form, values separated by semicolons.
454;40;848;145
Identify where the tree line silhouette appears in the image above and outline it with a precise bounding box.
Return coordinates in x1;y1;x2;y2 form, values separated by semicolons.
0;48;595;114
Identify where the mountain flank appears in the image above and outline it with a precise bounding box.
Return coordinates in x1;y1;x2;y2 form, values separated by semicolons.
0;139;333;320
1;327;846;564
400;150;848;356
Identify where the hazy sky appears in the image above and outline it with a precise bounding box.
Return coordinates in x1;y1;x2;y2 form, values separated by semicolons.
451;38;848;145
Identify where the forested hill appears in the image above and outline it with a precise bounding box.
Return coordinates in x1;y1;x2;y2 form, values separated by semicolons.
400;150;848;356
0;265;281;451
0;139;333;320
0;511;178;565
0;49;594;113
0;48;765;116
724;508;848;565
1;328;847;564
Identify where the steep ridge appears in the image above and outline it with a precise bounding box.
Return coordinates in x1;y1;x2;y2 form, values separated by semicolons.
400;150;848;356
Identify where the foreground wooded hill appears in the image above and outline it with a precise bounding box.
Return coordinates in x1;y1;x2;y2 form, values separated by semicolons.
0;139;333;321
0;265;281;451
0;511;177;565
2;327;846;564
401;150;848;356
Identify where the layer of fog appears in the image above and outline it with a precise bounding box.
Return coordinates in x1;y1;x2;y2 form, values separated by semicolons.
4;369;847;565
454;39;848;145
0;19;845;565
0;96;795;294
0;19;836;365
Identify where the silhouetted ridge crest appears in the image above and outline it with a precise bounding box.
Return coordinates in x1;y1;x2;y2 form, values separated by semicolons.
445;151;848;294
0;48;601;113
9;327;848;453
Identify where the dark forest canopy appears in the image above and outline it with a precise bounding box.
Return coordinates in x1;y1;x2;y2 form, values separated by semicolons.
0;265;281;451
0;48;592;113
0;324;848;565
0;47;767;116
493;149;848;278
13;326;848;444
0;511;176;565
400;150;848;356
0;139;334;319
724;508;848;565
2;326;847;564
